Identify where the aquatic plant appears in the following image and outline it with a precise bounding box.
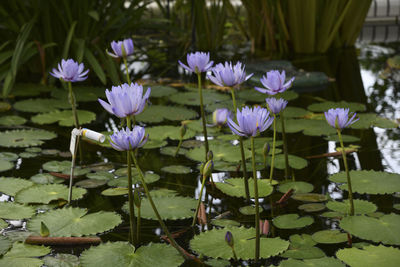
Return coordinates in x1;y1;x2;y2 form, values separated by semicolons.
107;38;135;84
255;70;294;96
212;108;231;127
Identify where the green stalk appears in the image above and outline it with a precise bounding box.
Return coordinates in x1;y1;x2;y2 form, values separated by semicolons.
269;114;277;183
126;116;135;245
231;247;238;261
280;112;290;180
337;129;354;216
251;136;260;262
197;72;209;161
132;151;187;259
136;203;141;243
192;174;207;227
123;57;131;85
68;82;79;128
174;138;183;157
230;88;250;202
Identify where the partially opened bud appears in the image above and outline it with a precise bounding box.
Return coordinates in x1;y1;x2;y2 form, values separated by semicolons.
259;220;270;236
207;150;213;161
203;160;213;177
133;190;141;208
40;221;50;237
225;231;234;248
263;142;270;158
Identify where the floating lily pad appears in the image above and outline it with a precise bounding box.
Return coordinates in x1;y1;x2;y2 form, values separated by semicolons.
181;139;204;148
186;142;250;162
394;204;400;211
0;152;18;161
278;181;314;194
307;101;366;112
281;246;326;260
0;202;35;220
80;242;184;267
324;134;360;143
149;188;179;197
0;160;13;172
373;116;398;128
136;105;198;123
43;254;80;267
212;160;266;172
52;86;106;102
215;178;273;198
326;200;377;215
169;91;230;106
18;152;38;158
190;226;289;260
336;244;400;267
0;101;11;112
339;213;400;245
143;139;167;149
161;165;191;174
239;205;264;215
75;179;107;188
211;219;241;228
276;118;337;136
279;257;345;267
0;129;57;147
146;125;196;141
0;242;50;267
288;234;316;248
123;196;197;220
273;214;314;229
0;115;27;126
274;154;308;170
28;207;121;237
42;160;90;176
329;170;400;194
86;171;113;181
101;188;129;196
0;236;12;255
283;107;312;118
12;83;53;96
0;177;34;196
292;193;328;202
30;173;64;184
204;258;231;267
109;170;160;186
312;230;348;244
298;203;326;213
14;98;70;113
159;146;187;156
31;109;96;126
0;219;7;230
15;184;87;204
149;85;178;97
320;211;343;218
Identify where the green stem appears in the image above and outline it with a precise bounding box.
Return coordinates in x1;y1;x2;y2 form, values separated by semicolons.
231;247;238;261
123;57;131;84
337;129;354;216
192;174;207;226
132;151;187;259
68;82;79;128
197;72;209;161
136;203;141;243
174;138;183;157
251;136;260;262
127;150;136;245
280;112;290;180
269;114;277;182
231;88;250;202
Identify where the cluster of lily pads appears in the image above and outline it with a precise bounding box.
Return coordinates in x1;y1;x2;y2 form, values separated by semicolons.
0;38;400;267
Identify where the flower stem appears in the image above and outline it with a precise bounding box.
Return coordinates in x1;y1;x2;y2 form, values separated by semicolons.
280;112;290;180
136;203;141;243
230;88;250;202
192;174;207;227
269;114;277;183
251;136;260;262
132;151;187;259
337;129;354;216
231;247;238;261
68;82;79;128
174;138;183;157
126;116;136;245
197;72;209;161
123;57;131;85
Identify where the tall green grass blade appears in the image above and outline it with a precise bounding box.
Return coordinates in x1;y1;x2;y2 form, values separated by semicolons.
62;21;77;59
84;47;106;85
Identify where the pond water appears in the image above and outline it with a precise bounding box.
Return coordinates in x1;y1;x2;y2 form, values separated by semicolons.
0;43;399;266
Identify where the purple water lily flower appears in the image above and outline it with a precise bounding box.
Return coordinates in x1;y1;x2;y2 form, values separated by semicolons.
178;51;214;73
228;106;274;137
109;126;148;151
208;62;253;87
213;108;231;126
265;98;288;114
255;70;294;95
50;59;89;82
107;38;134;58
324;108;359;130
98;83;151;118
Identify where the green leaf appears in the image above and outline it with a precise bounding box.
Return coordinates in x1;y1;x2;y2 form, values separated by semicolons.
190;226;289;260
278;181;314;194
169;91;230;106
80;242;184;267
161;165;191;174
298;203;326;213
326;199;377;215
0;177;34;196
84;47;106;84
101;188;129;196
324;134;360;143
281;247;326;260
27;207;121;237
279;257;345;267
43;254;80;267
30;173;64;184
0;152;18;161
273;214;314;229
288;234;317;248
307;101;366;112
0;242;50;267
0;202;35;220
336;245;400;267
274;154;308;170
0;236;12;255
0;160;13;172
186;141;251;162
109;170;160;187
86;171;114;181
136;105;198;123
329;170;400;194
292;193;328;202
62;21;77;59
13;98;70;113
239;205;264;215
149;85;178;97
312;230;348;244
52;86;106;102
339;213;400;245
215;178;273;198
15;184;87;204
75;179;107;189
0;115;27;126
211;219;240;228
146;125;196;141
12;83;52;97
0;129;57;147
31;109;96;126
283;107;312;118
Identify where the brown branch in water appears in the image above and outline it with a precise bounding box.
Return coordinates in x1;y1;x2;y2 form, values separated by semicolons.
197;202;207;226
306;149;356;159
49;172;77;180
25;236;101;245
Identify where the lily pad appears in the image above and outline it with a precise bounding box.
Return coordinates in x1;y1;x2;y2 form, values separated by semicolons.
43;254;80;267
30;173;64;184
0;115;27;126
329;170;400;194
143;139;167;149
101;188;129;196
27;207;122;237
281;246;326;260
0;242;50;267
276;118;337;136
292;193;328;202
0;219;7;230
186;142;250;163
339;213;400;245
19;152;38;158
86;171;114;181
273;214;314;229
15;184;87;204
239;205;264;215
12;83;52;97
0;177;34;196
307;101;366;112
52;86;106;102
42;160;90;176
160;146;187;156
146;125;196;141
136;105;198;123
324;134;360;143
109;171;160;186
13;98;70;113
0;202;35;220
149;85;178;97
311;230;348;244
274;154;308;170
288;234;316;248
80;242;184;267
31;109;96;126
278;181;314;194
211;219;241;228
0;160;13;172
326;199;377;215
0;152;18;161
283;107;312;118
215;178;274;198
190;226;289;260
75;179;107;188
298;203;326;212
0;129;57;147
169;91;230;106
0;236;12;255
279;257;345;267
336;244;400;267
161;165;191;174
123;196;197;220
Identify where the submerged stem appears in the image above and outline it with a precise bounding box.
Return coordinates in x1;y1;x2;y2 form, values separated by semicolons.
251;136;260;262
269;114;277;182
197;72;209;161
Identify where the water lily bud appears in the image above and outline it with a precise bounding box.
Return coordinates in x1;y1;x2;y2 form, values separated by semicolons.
207;150;213;161
225;231;234;248
180;124;187;139
263;142;270;157
259;220;270;236
199;162;205;175
203;160;213;177
40;221;50;237
133;189;141;208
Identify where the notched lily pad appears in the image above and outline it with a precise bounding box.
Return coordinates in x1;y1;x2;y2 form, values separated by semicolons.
292;193;328;202
326;199;377;215
0;177;34;196
298;203;325;213
0;115;27;126
15;184;87;204
31;109;96;126
161;165;191;174
0;242;50;267
211;219;240;228
0;160;13;172
279;257;345;267
0;202;35;220
169;91;230;106
278;181;314;194
215;178;273;198
43;254;80;267
239;205;264;215
146;125;196;141
312;230;348;244
336;244;400;267
0;129;57;148
273;214;314;229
